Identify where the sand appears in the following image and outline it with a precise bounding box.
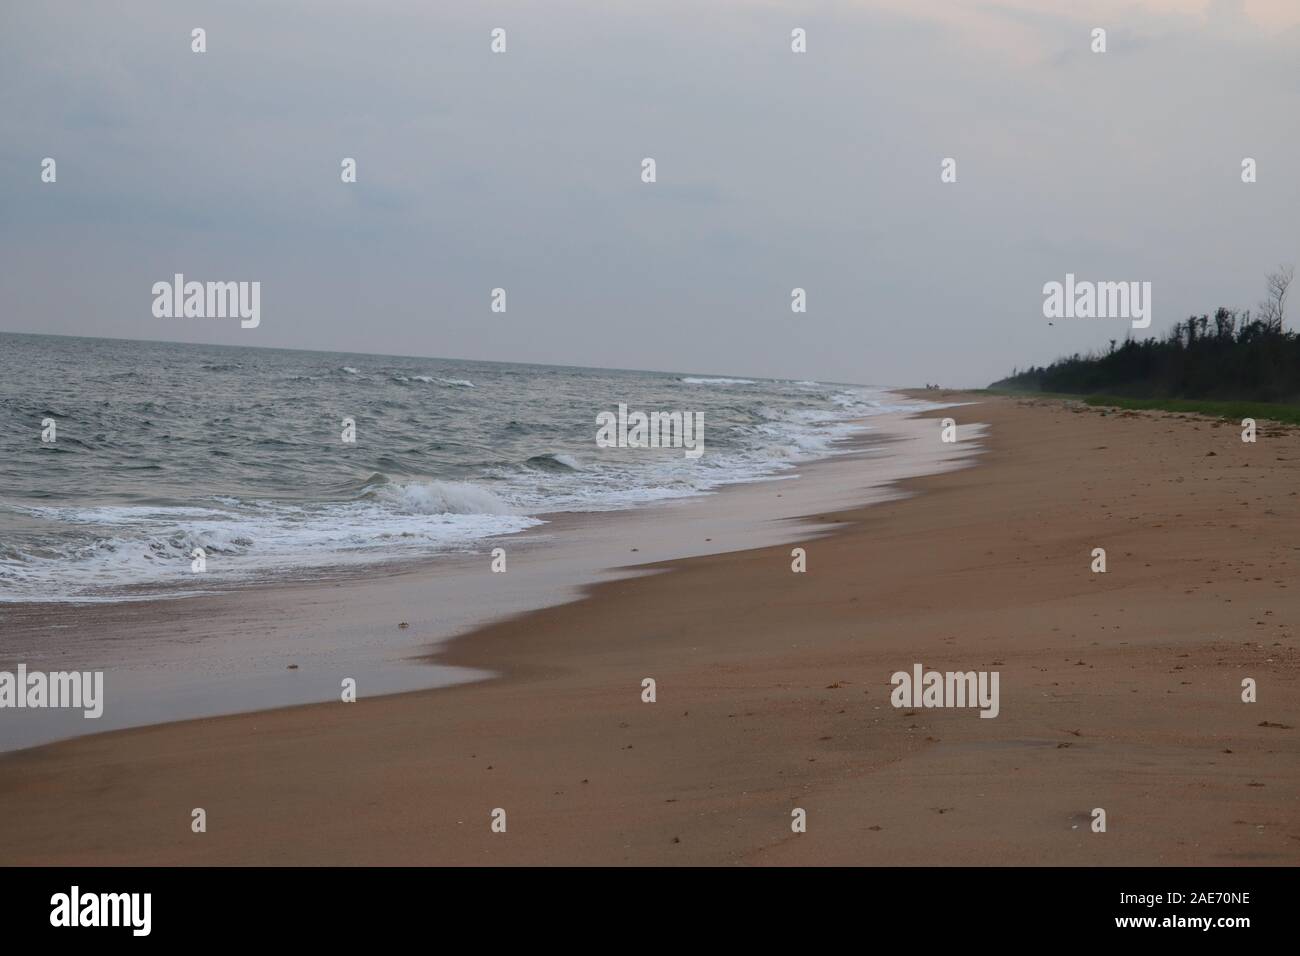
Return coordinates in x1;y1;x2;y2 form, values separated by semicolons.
0;392;1296;865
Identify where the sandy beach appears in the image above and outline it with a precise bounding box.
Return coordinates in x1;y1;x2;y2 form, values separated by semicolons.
1;392;1297;866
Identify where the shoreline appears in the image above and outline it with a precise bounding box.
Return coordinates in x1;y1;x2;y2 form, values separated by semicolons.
0;395;971;752
1;391;1296;865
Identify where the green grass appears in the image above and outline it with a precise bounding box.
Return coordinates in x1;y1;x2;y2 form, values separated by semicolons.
1078;395;1300;425
980;388;1300;425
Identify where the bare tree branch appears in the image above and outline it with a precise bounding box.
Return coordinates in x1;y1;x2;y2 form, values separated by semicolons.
1259;264;1294;331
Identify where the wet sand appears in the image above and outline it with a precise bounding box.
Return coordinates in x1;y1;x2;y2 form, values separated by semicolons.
0;403;972;750
0;392;1296;865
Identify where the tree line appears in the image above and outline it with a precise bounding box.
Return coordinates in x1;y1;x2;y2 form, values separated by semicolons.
992;267;1296;403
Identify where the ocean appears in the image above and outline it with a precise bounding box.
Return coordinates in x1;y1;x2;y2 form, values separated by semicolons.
0;333;910;603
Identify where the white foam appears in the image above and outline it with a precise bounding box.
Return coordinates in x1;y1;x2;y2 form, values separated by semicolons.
374;480;514;516
0;483;541;602
0;382;943;603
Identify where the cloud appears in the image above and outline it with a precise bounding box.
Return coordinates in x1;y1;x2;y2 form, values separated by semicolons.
1;0;1296;386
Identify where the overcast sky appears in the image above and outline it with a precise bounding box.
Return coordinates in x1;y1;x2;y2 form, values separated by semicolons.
2;0;1297;386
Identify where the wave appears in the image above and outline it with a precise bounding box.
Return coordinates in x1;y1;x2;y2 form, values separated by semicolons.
524;453;582;472
388;374;473;388
0;344;926;604
369;479;514;516
0;483;540;601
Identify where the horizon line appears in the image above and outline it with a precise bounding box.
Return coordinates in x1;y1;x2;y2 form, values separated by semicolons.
0;328;889;391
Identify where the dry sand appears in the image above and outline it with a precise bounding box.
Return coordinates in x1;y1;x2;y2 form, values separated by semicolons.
1;393;1296;865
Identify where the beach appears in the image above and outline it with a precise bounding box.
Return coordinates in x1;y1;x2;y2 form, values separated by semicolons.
0;392;1296;865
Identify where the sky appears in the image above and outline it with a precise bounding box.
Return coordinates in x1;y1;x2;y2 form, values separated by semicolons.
1;0;1297;387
